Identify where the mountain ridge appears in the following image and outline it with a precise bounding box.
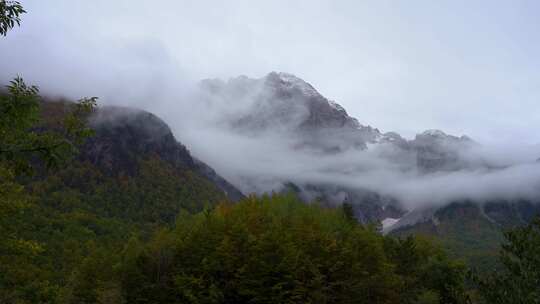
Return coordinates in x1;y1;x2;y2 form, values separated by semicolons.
198;72;483;214
36;101;244;225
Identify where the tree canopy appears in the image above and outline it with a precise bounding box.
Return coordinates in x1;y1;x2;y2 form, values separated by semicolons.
475;218;540;304
119;194;469;304
0;0;25;36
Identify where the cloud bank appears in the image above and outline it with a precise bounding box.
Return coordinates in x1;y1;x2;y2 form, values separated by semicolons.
155;78;540;211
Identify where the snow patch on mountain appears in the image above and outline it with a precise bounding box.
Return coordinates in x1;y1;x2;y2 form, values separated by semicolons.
382;217;401;233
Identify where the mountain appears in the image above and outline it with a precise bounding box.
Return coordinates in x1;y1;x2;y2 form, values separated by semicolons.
201;72;382;152
85;105;244;202
200;72;407;222
197;72;540;267
201;72;474;159
198;72;490;222
200;72;483;168
33;101;243;225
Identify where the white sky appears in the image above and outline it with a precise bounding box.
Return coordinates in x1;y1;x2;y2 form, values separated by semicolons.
1;0;540;144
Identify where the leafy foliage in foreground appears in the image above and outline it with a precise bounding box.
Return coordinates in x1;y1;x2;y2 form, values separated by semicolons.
1;77;97;175
0;0;25;36
118;194;469;304
0;78;97;303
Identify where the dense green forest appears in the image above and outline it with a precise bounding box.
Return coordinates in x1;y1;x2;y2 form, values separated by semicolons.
1;1;540;303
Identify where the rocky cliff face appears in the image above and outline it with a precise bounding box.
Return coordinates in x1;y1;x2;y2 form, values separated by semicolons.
410;129;475;172
85;106;244;201
86;107;195;175
202;72;382;153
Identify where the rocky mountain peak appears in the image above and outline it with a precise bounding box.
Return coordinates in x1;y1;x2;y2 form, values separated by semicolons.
264;72;320;98
415;129;473;143
411;129;475;172
201;72;481;157
200;72;379;150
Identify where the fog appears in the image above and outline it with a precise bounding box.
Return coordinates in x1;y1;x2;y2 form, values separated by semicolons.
2;1;540;212
157;80;540;211
184;127;540;211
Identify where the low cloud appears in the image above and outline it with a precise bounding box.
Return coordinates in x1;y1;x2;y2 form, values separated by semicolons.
155;83;540;212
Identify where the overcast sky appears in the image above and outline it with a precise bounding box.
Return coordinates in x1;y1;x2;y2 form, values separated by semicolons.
1;0;540;144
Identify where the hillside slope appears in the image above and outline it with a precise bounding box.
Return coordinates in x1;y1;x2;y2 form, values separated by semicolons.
391;201;540;269
3;101;244;301
39;102;244;220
